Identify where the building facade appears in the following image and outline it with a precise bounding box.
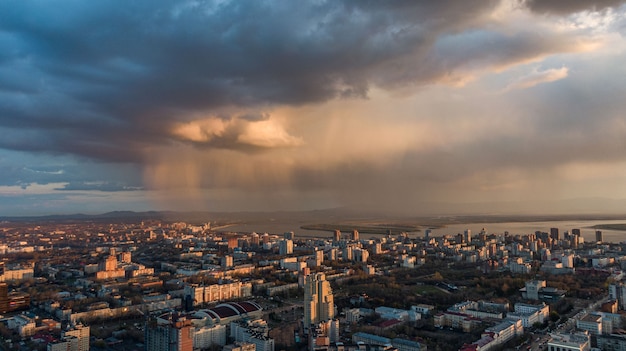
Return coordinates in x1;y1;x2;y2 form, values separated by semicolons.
303;273;335;334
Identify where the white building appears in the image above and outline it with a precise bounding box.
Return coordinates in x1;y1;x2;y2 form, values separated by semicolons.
411;304;435;316
193;324;227;349
231;319;275;351
8;314;36;338
375;306;417;321
576;314;602;335
547;332;590;351
609;282;626;310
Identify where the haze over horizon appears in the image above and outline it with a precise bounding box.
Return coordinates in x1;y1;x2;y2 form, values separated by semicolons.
2;0;626;216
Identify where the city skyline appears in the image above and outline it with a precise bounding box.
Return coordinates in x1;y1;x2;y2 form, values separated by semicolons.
2;1;626;215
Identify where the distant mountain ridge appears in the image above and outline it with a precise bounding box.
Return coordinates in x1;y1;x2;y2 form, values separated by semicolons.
1;204;626;225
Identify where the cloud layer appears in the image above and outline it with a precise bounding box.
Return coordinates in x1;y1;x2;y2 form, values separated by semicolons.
1;0;626;214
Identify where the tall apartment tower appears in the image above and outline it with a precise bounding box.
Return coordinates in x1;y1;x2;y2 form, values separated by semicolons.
351;229;359;241
303;273;334;334
63;324;90;351
464;229;472;243
100;255;117;271
550;228;559;241
279;239;293;255
0;283;7;313
145;313;194;351
609;282;626;310
333;230;341;243
595;230;603;243
424;229;432;240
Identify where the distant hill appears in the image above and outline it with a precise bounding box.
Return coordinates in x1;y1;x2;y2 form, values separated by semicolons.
1;206;625;226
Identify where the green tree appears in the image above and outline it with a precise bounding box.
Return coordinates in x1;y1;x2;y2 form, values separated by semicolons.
550;311;560;322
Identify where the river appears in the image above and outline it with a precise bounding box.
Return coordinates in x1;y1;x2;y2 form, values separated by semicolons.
221;219;626;243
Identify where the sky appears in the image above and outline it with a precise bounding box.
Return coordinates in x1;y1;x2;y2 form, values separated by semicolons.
1;0;626;216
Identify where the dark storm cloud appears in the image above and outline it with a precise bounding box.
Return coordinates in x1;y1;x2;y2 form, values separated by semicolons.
1;0;577;163
523;0;626;15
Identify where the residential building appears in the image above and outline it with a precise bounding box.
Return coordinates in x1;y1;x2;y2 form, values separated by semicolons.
63;324;90;351
145;313;194;351
304;273;335;334
597;333;626;351
279;239;293;255
231;319;275;351
609;282;626;310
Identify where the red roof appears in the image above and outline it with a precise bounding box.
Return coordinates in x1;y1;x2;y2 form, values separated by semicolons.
210;306;239;318
378;319;402;328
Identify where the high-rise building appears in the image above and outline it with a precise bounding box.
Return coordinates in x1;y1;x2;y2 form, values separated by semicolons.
100;255;117;271
353;248;369;263
221;255;234;268
250;232;260;246
333;230;341;243
231;319;274;351
595;230;603;243
261;233;270;244
464;229;472;243
550;228;559;241
49;324;91;351
145;313;194;351
311;249;324;266
228;236;239;251
424;229;431;240
303;273;335;334
279;239;293;255
609;282;626;310
351;229;359;241
342;246;353;261
0;283;7;313
63;324;90;351
284;231;295;240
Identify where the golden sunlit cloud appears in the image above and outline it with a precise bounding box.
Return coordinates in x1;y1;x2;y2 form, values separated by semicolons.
172;116;303;149
172;118;227;143
237;119;304;148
